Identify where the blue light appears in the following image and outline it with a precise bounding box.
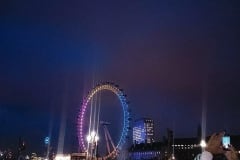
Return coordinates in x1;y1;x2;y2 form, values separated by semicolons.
44;137;50;145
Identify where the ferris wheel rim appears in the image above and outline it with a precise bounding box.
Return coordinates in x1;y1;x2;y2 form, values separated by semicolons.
77;82;130;158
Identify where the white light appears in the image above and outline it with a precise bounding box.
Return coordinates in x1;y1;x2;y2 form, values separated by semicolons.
200;139;207;148
95;135;99;141
86;135;91;142
86;131;99;142
169;154;175;160
91;131;96;137
55;154;70;160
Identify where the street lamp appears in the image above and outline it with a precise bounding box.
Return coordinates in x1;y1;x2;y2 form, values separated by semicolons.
44;137;50;160
200;139;207;148
168;154;176;160
86;131;99;160
87;131;99;142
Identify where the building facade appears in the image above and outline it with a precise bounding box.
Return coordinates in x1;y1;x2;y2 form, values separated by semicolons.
133;118;154;144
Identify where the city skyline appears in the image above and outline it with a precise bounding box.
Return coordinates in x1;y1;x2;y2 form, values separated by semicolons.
1;0;240;154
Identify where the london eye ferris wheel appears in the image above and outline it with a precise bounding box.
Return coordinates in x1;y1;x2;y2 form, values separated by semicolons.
77;82;131;159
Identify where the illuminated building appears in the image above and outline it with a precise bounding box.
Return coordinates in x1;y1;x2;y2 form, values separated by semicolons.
133;118;154;144
130;127;240;160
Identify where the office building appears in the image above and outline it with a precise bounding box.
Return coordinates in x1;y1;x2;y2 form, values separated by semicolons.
133;118;154;144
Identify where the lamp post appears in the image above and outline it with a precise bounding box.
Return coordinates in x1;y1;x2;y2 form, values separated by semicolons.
200;139;207;153
86;131;99;160
200;139;206;148
44;137;50;160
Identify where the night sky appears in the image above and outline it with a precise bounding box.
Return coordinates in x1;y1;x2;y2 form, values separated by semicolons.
0;0;240;154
